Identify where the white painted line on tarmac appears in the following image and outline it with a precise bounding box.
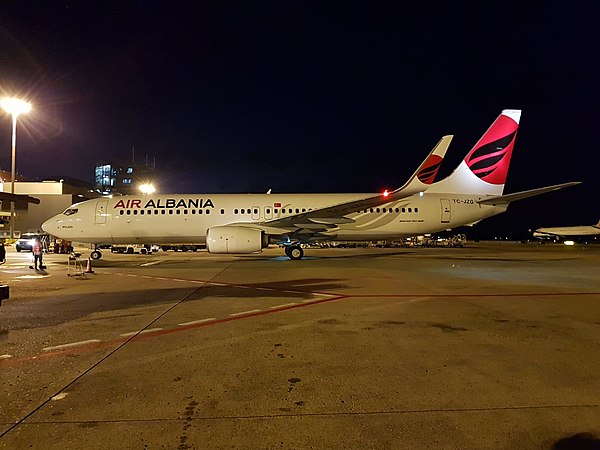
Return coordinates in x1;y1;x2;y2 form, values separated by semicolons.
0;354;13;360
16;275;50;279
140;261;161;267
172;279;188;282
187;280;204;284
229;309;261;317
155;277;170;281
43;340;101;352
120;328;163;337
269;303;298;309
51;392;69;401
178;318;217;326
139;275;154;279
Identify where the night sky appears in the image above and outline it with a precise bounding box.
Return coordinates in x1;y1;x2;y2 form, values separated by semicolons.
0;2;598;238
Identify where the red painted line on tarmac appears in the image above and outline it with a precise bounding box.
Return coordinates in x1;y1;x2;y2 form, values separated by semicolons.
0;295;348;368
353;292;600;298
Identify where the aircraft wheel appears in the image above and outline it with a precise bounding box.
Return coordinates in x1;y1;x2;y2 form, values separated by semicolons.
90;250;102;260
287;245;304;260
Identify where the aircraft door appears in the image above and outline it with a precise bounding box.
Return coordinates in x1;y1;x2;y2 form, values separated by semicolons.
95;199;109;224
440;199;451;223
251;206;260;221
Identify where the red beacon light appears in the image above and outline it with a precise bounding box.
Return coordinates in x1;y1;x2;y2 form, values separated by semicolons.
382;189;390;198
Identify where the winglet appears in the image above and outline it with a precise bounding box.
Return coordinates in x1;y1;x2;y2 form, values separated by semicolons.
388;135;452;200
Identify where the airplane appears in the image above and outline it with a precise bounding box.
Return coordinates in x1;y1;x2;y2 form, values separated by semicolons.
533;220;600;243
42;110;580;260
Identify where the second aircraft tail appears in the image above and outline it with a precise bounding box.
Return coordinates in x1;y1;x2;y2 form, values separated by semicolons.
429;109;521;196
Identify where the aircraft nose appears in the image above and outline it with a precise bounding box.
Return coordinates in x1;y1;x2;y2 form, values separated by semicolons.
41;216;57;234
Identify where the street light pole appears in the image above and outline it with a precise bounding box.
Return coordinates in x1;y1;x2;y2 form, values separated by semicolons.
1;97;31;239
10;113;17;240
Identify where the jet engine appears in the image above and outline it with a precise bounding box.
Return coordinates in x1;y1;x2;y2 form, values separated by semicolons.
206;226;268;254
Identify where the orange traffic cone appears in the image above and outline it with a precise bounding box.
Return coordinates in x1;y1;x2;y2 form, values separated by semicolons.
85;256;94;273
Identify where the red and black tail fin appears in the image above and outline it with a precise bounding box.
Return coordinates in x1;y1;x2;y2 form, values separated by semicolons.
429;110;521;195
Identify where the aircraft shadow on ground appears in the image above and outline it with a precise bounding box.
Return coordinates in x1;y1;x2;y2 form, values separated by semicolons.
0;278;348;332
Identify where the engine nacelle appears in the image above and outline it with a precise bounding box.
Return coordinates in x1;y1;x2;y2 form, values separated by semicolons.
206;226;268;254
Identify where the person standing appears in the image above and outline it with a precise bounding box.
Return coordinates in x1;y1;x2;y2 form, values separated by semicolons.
32;238;43;270
0;239;5;264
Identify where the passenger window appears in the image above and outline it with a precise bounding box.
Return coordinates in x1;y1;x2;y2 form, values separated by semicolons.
302;208;306;213
206;210;211;215
221;209;225;214
415;207;419;213
154;210;159;215
370;208;373;213
140;210;144;215
253;209;258;214
120;210;124;215
235;209;239;214
161;210;166;215
198;209;203;214
408;208;412;213
191;210;196;214
382;208;386;213
376;208;380;213
176;210;181;215
133;210;138;215
295;209;299;214
169;210;174;215
274;209;278;214
402;208;406;213
395;208;399;213
184;209;188;215
126;210;131;215
266;208;271;214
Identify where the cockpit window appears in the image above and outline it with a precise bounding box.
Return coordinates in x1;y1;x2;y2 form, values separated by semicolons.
63;208;78;216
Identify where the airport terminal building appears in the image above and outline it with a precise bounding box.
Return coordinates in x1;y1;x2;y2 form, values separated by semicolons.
0;177;99;237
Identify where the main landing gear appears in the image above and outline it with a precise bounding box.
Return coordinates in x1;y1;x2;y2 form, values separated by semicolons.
284;244;304;260
90;249;102;260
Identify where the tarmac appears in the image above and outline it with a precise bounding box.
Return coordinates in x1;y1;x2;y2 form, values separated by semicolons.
1;242;599;449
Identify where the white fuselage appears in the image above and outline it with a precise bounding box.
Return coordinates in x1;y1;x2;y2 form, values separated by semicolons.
533;225;600;239
42;192;505;245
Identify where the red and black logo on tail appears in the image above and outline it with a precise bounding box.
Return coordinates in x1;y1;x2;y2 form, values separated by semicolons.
417;155;443;184
465;115;518;185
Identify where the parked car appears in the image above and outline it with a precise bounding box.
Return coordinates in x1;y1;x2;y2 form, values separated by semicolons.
15;233;49;252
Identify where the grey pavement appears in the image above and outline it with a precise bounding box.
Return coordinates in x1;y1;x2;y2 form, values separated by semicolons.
1;243;599;449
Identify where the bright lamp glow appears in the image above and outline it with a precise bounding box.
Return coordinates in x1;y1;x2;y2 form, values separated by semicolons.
564;240;575;246
382;190;390;197
1;97;32;116
139;183;156;194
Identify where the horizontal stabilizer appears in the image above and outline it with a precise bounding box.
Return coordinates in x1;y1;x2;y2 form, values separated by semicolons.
477;182;581;206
